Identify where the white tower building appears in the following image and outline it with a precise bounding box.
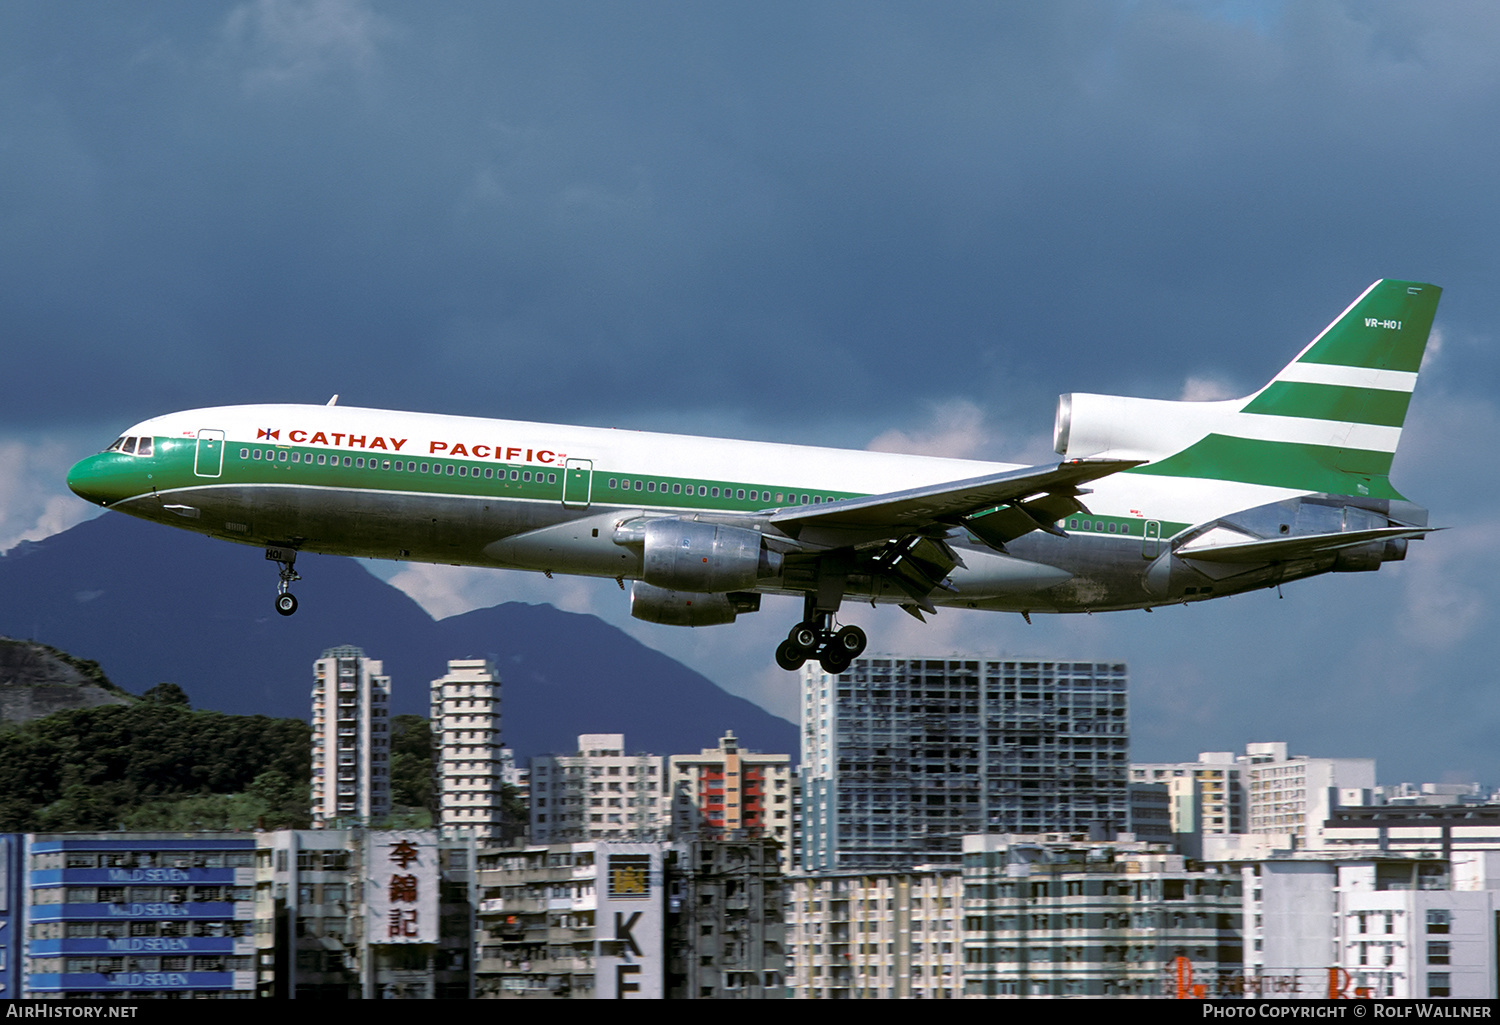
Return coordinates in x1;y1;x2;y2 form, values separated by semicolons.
430;658;505;841
311;645;391;827
530;733;667;843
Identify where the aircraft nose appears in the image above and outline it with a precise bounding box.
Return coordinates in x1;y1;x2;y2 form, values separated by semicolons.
67;454;115;506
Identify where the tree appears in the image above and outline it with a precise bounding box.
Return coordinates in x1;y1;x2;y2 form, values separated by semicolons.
390;714;433;811
143;682;191;707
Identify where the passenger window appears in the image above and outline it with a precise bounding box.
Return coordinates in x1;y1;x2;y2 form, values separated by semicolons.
240;449;250;459
420;463;429;472
317;454;326;465
673;483;681;494
408;462;416;472
647;482;655;492
510;470;519;481
484;467;493;478
290;452;299;463
609;478;617;488
356;458;364;468
445;465;454;475
253;450;262;461
737;489;746;500
343;457;352;467
458;466;467;476
548;473;556;483
711;488;719;498
383;460;391;470
523;472;531;482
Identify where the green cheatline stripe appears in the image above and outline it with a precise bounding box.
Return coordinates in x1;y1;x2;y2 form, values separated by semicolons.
1297;279;1439;373
117;438;859;513
1241;382;1411;427
1125;434;1404;499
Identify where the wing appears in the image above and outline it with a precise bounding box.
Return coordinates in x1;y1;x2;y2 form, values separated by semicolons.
763;458;1142;616
765;458;1144;549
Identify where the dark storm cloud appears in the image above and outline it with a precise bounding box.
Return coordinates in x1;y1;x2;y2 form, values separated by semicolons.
5;1;1500;781
6;1;1497;438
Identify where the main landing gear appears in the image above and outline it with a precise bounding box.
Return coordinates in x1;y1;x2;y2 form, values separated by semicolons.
775;596;867;675
266;546;301;617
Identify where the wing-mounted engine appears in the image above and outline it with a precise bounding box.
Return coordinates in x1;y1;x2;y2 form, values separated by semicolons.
615;517;783;592
1145;495;1436;598
629;582;761;626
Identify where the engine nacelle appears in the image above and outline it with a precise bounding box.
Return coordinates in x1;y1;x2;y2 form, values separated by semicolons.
1054;391;1243;461
639;518;780;593
629;581;761;627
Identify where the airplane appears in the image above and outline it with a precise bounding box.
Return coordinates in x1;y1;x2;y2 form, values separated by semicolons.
67;279;1441;675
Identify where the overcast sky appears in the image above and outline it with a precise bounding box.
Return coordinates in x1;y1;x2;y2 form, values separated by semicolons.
5;1;1499;782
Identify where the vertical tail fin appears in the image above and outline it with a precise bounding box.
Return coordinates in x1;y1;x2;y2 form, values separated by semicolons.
1243;279;1438;429
1057;280;1441;499
1225;279;1440;497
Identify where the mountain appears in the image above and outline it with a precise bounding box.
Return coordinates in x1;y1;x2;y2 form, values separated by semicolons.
0;515;796;762
0;638;134;724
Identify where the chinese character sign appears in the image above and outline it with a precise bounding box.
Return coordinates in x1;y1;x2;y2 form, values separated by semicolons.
366;831;438;944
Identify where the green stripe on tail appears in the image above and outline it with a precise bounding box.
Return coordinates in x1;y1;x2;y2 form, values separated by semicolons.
1241;382;1411;426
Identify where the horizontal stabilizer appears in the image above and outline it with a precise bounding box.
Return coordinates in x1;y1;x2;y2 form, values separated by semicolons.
1177;525;1436;564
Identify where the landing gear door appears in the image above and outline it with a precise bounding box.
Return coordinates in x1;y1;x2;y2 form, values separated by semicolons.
194;429;225;478
563;458;593;509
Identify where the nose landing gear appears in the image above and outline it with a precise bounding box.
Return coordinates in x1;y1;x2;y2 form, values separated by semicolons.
775;596;867;674
266;547;301;617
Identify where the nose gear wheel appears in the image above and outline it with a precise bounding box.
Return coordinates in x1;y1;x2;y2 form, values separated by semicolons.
267;547;301;617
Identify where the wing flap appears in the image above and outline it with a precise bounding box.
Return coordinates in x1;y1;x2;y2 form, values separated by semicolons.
1177;525;1435;564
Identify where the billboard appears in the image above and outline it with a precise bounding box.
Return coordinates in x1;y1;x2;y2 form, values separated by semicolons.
365;831;438;945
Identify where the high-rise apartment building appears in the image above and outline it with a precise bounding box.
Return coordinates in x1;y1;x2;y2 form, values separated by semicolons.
311;646;391;828
962;833;1243;998
1131;751;1246;857
1241;742;1375;846
530;734;667;843
668;730;793;856
786;866;964;999
800;657;1130;872
473;838;785;1000
24;834;258;999
255;829;472;999
430;659;504;841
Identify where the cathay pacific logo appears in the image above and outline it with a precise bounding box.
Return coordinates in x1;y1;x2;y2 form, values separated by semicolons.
257;428;280;440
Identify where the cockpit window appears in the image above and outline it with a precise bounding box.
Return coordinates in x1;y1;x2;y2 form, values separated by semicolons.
106;436;154;456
